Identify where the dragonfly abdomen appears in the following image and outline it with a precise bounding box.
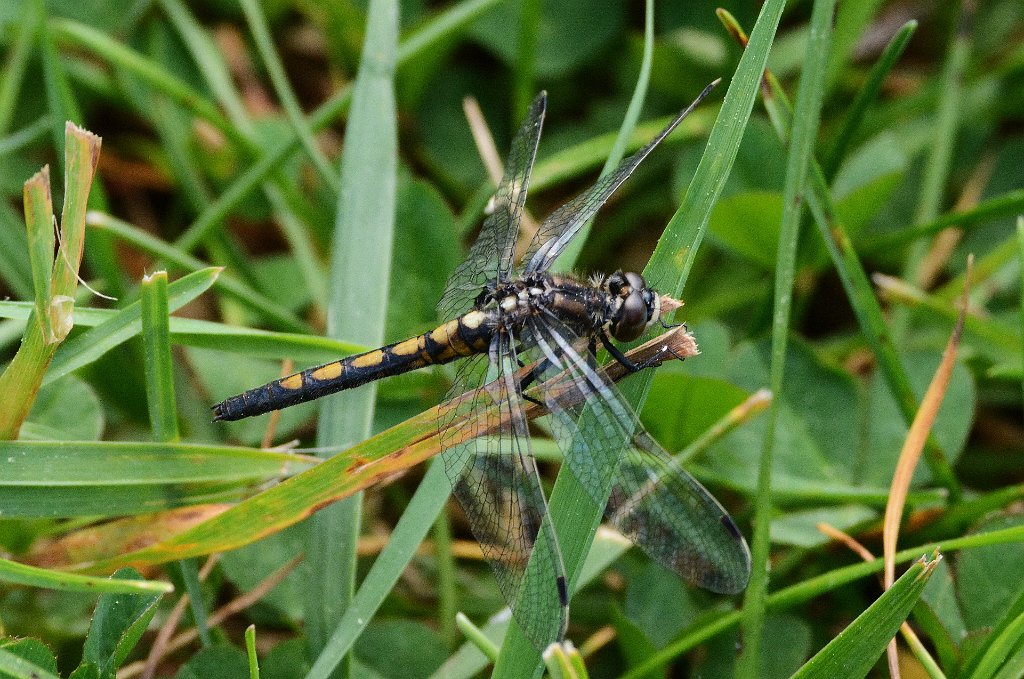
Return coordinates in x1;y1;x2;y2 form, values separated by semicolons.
211;310;495;421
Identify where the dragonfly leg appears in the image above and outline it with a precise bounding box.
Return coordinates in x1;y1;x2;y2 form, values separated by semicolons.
599;330;682;373
517;356;550;406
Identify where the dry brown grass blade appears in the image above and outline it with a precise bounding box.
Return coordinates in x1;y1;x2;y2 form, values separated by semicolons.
881;254;973;677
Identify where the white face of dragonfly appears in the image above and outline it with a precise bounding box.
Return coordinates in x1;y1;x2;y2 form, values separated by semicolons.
605;270;660;342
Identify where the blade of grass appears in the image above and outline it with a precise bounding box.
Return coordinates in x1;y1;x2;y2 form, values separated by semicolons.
622;525;1024;678
791;555;939;679
493;0;788;674
167;0;500;254
24;166;56;343
0;124;100;439
0;1;43;136
140;270;213;648
738;1;837;675
0;557;172;594
238;0;338;190
140;272;179;442
306;0;398;674
719;10;963;499
44;267;221;386
554;0;656;271
823;20;917;178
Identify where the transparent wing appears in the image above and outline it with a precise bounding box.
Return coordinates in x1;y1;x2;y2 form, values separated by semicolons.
437;93;547;321
524;312;751;594
523;82;717;274
439;330;568;649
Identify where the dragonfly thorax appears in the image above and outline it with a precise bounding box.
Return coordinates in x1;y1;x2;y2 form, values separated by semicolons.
473;271;659;344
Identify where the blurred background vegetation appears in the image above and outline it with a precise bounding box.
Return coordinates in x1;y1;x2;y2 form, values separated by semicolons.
1;0;1023;677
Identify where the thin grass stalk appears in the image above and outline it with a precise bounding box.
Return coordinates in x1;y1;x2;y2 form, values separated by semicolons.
737;0;837;675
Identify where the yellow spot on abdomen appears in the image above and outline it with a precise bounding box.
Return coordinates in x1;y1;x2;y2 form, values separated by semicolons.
351;350;384;369
391;336;424;356
311;362;343;381
430;320;459;345
279;374;303;390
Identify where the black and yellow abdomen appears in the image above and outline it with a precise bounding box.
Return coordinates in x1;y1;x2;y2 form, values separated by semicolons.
212;310;494;421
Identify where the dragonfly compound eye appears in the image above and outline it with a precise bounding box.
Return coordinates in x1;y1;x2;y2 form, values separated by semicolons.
611;290;650;341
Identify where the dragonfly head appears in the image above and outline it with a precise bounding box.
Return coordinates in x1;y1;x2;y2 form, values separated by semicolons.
606;270;660;342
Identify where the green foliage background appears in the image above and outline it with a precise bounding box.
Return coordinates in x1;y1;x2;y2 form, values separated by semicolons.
0;0;1023;677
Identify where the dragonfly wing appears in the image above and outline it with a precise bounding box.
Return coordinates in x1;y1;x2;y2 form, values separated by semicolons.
525;314;750;594
608;430;751;594
437;93;547;320
439;330;568;649
522;82;717;275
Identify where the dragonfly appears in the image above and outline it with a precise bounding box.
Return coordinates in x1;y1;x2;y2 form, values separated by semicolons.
213;82;751;649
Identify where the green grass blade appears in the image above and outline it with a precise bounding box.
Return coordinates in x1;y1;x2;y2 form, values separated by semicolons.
237;0;338;191
554;0;656;271
140;271;179;442
738;2;838;675
790;556;938;679
305;461;451;679
0;557;172;594
306;0;397;673
23;167;55;343
44;267;221;386
824;20;917;178
493;0;788;674
623;526;1024;677
0;440;311;517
